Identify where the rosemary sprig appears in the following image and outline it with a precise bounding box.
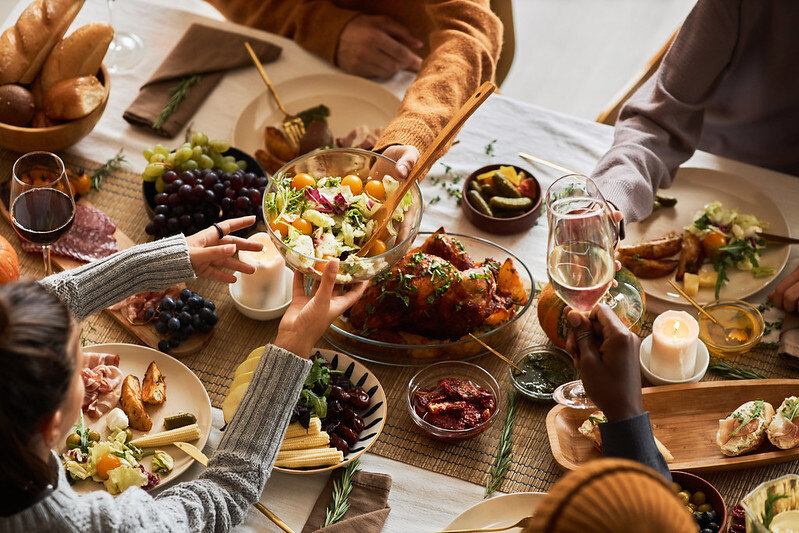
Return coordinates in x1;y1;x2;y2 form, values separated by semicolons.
485;390;517;496
153;74;201;130
91;149;127;190
323;458;360;527
708;359;768;380
484;138;497;157
762;491;788;528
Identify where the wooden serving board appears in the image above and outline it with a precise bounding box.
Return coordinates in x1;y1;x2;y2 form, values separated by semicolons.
546;379;799;473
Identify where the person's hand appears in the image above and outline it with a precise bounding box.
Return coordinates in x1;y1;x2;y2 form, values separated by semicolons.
336;14;423;78
381;145;419;179
274;260;368;358
565;304;643;422
770;266;799;312
185;216;263;283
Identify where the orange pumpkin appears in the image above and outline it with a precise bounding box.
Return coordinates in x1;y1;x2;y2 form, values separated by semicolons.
0;236;19;284
537;267;645;348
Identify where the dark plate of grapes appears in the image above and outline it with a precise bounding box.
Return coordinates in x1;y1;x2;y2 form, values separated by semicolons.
143;147;268;239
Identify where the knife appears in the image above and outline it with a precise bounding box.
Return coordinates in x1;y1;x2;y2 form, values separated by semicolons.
173;442;296;533
760;232;799;245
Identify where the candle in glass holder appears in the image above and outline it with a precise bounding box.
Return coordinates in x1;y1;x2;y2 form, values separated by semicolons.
237;232;288;309
649;310;699;380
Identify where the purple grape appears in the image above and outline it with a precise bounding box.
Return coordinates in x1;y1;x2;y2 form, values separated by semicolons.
180;170;195;182
256;177;268;188
220;197;233;212
168;193;181;206
230;175;244;190
202;174;217;188
235;196;251;210
166;217;180;233
248;190;262;204
154;205;169;216
171;205;185;217
224;188;236;199
153;213;167;227
237;187;250;198
178;184;192;199
179;214;192;227
145;221;157;235
172;179;184;189
203;190;216;204
162;170;179;184
192;212;206;226
154;193;168;205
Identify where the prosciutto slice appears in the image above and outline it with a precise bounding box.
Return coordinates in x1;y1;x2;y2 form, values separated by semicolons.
83;352;119;369
82;361;123;419
109;287;182;323
771;415;799;440
717;417;759;446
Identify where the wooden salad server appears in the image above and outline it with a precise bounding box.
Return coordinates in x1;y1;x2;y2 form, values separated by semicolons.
357;81;497;257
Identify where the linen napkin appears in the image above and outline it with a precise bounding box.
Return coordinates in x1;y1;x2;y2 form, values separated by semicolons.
301;470;392;533
123;23;281;137
779;312;799;367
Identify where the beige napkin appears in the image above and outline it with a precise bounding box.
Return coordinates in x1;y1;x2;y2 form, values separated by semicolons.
779;312;799;367
301;470;392;533
123;23;281;137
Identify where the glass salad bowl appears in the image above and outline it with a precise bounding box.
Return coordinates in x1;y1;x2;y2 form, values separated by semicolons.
323;232;535;366
264;148;424;282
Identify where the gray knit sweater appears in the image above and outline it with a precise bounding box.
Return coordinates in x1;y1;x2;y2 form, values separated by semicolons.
1;235;312;532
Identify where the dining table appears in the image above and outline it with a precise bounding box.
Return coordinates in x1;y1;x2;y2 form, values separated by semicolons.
3;0;799;531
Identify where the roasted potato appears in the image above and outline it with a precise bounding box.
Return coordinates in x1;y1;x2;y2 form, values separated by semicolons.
676;233;705;281
496;258;528;304
264;126;297;162
120;375;152;431
141;361;166;405
618;232;683;259
618;254;679;278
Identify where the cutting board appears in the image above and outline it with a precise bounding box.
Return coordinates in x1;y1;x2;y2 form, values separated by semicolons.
546;379;799;473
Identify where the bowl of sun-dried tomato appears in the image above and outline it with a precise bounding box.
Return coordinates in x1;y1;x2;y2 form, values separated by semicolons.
407;361;501;442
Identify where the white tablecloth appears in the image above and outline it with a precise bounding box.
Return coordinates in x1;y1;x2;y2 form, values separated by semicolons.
5;1;798;531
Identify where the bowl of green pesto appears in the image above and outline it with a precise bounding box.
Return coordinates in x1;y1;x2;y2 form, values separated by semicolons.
509;345;578;401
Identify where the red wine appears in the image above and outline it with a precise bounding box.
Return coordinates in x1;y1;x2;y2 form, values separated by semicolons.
548;241;614;312
12;188;75;245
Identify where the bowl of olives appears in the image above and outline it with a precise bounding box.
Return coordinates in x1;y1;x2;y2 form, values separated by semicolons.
671;471;727;533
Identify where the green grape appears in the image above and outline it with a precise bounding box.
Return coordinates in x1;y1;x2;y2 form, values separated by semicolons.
174;147;192;165
222;162;239;174
166;152;177;167
209;140;230;153
180;159;199;171
181;142;191;150
236;160;247;170
154;175;166;193
143;148;154;161
149;153;166;164
210;151;224;167
222;155;236;164
191;131;209;147
199;154;214;169
191;145;203;161
143;164;164;181
153;144;169;156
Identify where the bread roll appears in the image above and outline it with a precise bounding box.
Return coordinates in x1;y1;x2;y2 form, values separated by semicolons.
37;22;113;97
0;0;86;85
30;110;54;128
0;84;35;126
43;75;105;121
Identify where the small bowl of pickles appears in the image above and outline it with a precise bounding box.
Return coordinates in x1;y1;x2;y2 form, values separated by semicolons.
696;299;764;356
461;164;542;235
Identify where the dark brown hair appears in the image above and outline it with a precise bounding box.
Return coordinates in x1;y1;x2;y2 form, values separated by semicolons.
0;281;74;517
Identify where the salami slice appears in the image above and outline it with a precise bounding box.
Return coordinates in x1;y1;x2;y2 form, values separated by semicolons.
21;204;117;262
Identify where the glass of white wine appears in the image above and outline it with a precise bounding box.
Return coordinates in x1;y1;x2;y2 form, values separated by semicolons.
105;0;144;72
546;174;617;409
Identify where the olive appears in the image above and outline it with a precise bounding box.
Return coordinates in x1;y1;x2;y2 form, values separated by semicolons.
692;491;707;505
66;433;81;447
328;399;344;417
348;386;370;410
342;409;364;434
329;434;349;454
692;512;702;523
677;491;691;505
697;504;712;513
336;424;359;446
321;419;341;435
707;510;718;522
708;522;719;532
88;430;101;442
330;385;350;403
671;482;682;493
702;529;713;533
687;503;697;512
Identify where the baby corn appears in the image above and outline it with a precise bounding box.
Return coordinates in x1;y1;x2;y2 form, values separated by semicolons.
280;431;329;451
129;423;200;447
275;447;343;468
284;417;321;439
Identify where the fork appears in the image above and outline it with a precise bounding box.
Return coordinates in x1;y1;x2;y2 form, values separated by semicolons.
243;41;306;146
433;516;534;533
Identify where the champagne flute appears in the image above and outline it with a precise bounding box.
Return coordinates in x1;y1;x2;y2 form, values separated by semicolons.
105;0;144;72
10;152;76;276
546;174;616;408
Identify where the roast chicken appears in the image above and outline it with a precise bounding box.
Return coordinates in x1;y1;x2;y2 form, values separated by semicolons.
349;230;521;341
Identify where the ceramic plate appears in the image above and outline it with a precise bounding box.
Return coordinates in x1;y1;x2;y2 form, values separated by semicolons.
67;343;212;493
445;492;546;531
232;73;401;157
274;348;386;474
625;167;790;305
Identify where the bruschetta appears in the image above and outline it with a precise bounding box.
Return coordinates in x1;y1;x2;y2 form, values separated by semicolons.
767;396;799;450
716;399;774;457
578;411;674;462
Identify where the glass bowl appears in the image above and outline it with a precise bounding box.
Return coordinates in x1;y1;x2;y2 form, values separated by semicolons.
323;232;534;366
742;474;799;533
696;299;764;356
509;345;578;402
407;361;501;442
263;148;424;282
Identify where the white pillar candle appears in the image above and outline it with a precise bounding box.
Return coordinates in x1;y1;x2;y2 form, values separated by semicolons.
237;232;288;309
649;310;699;381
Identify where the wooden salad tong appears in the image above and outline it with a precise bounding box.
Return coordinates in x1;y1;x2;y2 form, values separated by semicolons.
357;81;497;256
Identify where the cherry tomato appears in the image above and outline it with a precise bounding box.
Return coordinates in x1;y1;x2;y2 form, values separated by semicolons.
703;231;727;256
341;175;363;195
292;218;313;235
71;173;91;196
366;239;387;257
291;173;315;190
269;217;291;237
364;179;386;201
96;453;121;480
322;254;337;260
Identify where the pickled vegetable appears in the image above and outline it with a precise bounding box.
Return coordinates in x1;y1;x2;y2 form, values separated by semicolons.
491;173;521;198
489;196;533;211
467;190;493;216
163;412;198;430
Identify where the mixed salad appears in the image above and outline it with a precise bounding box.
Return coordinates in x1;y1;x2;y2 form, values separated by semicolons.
264;172;413;278
61;408;173;495
686;201;775;297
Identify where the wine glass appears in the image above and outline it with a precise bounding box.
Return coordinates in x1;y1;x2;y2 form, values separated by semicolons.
105;0;144;72
546;174;617;408
10;152;76;276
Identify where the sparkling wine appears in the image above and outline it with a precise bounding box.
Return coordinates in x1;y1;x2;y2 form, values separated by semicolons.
11;188;75;245
547;240;614;312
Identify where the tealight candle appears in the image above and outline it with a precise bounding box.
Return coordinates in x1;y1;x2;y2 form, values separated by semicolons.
649;310;699;381
236;232;288;309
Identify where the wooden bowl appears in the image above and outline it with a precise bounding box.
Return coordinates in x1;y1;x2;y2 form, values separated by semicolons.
671;471;728;533
461;164;542;235
0;65;110;153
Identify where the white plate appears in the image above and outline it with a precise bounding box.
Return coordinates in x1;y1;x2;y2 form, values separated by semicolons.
625;167;790;305
445;492;547;531
232;73;401;157
68;343;212;493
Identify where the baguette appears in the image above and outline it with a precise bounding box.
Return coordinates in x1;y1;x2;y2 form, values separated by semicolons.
716;400;774;457
0;0;86;84
578;411;674;462
119;375;152;432
36;22;113;98
42;75;104;120
767;396;799;450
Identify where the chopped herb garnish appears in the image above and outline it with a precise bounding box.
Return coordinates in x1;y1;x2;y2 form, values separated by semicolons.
484;138;497;157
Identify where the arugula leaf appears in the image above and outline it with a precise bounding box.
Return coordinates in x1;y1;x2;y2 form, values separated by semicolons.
299;389;328;419
729;399;764;437
762;492;789;528
297;105;330;128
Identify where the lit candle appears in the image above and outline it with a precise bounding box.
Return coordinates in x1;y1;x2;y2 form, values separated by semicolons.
236;232;288;309
649;310;699;381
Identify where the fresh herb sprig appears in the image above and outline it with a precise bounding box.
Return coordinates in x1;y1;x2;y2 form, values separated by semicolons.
710;239;763;299
708;359;768;380
153;74;201;130
69;412;91;454
485;390;517;496
484;139;497;157
762;491;789;528
728;399;764;437
324;458;360;527
91;149;127;190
